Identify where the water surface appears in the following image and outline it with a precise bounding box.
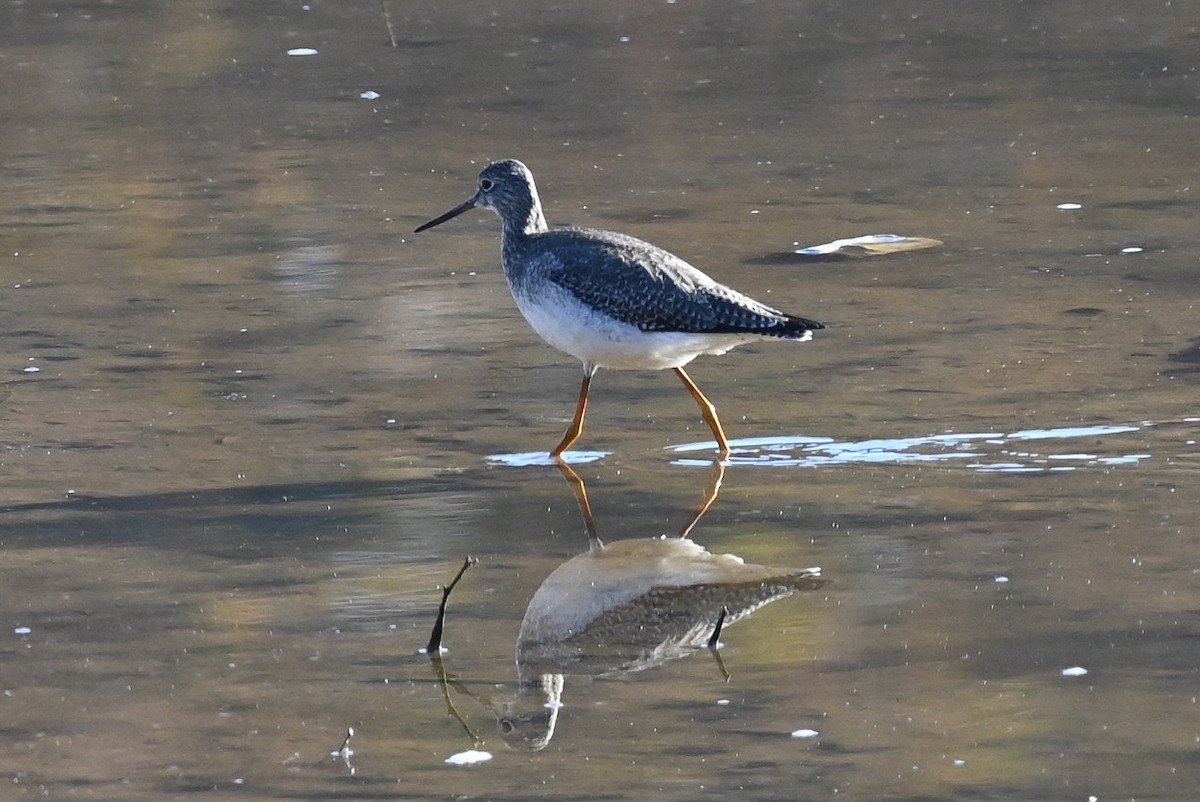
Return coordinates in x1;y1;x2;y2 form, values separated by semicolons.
2;1;1199;800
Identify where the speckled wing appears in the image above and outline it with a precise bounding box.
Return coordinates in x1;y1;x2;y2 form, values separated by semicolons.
542;228;820;338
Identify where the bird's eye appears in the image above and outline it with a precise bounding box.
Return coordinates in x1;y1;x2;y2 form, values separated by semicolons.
480;178;494;191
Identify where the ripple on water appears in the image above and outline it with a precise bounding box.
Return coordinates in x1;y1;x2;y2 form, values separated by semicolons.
487;450;608;466
668;423;1152;471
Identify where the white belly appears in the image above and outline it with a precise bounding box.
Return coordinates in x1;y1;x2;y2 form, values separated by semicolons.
513;284;754;371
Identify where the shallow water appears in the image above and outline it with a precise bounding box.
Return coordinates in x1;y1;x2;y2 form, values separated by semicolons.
2;1;1199;800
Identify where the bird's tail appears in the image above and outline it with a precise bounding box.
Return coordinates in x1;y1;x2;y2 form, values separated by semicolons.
775;314;824;340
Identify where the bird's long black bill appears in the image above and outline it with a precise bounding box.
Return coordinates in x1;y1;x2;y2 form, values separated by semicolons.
414;198;476;233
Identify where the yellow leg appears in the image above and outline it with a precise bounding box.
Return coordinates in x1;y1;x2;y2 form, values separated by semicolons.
673;367;731;458
550;373;592;457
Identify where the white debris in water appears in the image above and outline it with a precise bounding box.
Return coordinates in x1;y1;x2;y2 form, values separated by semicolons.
1061;666;1089;677
445;749;492;765
360;90;380;100
287;48;319;56
14;626;31;635
791;728;819;739
1120;246;1143;253
794;233;934;256
1056;202;1083;210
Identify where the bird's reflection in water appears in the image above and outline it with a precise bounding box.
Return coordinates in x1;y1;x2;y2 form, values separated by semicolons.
489;461;827;751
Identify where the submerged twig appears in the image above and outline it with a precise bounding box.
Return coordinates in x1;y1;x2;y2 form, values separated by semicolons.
425;556;477;654
337;727;354;756
707;605;729;650
706;606;731;681
328;726;356;774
